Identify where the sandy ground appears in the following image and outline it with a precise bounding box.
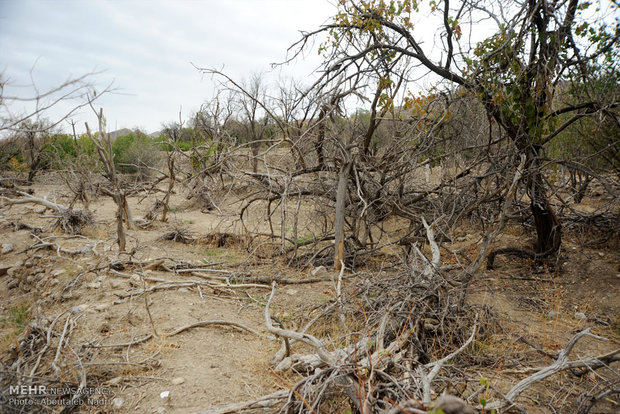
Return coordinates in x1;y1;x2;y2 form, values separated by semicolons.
0;171;619;413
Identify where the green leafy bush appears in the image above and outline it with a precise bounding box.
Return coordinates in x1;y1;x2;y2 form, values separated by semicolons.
0;139;23;170
41;134;76;168
112;132;161;178
38;134;100;170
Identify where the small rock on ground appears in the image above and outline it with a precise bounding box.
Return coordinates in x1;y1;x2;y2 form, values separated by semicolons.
171;377;185;385
1;244;14;254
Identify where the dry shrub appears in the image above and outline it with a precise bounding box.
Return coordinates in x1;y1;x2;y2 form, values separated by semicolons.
55;208;93;235
198;232;245;248
144;200;165;221
159;227;195;244
187;183;216;212
159;230;245;246
349;270;490;364
267;266;495;413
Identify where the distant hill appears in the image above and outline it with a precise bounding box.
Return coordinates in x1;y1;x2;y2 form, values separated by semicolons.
104;128;162;140
107;128;132;141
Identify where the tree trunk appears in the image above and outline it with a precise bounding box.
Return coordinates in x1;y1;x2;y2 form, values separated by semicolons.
251;142;260;173
115;194;127;251
161;153;175;222
27;154;42;182
334;161;352;271
27;168;37;183
526;150;561;254
121;190;134;230
316;106;327;168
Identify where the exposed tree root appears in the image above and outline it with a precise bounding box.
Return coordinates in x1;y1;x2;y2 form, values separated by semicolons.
484;329;619;412
1;191;93;234
82;319;272;349
486;246;554;270
159;226;195;244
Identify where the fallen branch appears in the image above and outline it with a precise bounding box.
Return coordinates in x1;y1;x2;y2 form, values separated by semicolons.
186;270;355;285
1;190;66;211
84;319;273;349
197;390;288;414
167;320;272;340
110;270;273;298
419;314;478;403
421;216;440;276
502;347;620;375
484;328;611;411
266;281;336;366
23;234;100;256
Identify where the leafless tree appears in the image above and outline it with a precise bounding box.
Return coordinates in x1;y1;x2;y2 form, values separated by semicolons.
234;73;277;173
84;105;133;251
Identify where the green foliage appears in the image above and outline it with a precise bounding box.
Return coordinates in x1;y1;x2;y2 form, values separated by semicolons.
112;131;161;176
0;139;23;170
37;133;100;170
0;304;30;336
464;3;618;148
547;73;620;174
161;122;195;143
177;141;193;151
48;134;77;157
0;304;31;351
153;135;196;151
151;135;170;151
327;0;619;161
2;123;167;177
111;132;138;167
190;151;210;171
41;134;76;168
76;134;96;156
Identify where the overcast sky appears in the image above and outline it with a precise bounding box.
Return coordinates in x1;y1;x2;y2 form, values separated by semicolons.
0;0;336;134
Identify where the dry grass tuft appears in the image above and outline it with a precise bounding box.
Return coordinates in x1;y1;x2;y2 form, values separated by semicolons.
198;232;246;248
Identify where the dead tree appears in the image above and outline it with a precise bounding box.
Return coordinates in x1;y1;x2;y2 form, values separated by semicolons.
158;114;185;222
47;121;98;209
235;73;273;173
85;107;133;251
191;91;236;182
199;66;482;269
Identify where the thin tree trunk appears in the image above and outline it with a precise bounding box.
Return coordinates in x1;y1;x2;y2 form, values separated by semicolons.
334;161;352;271
85;108;131;251
251;143;260;173
527;150;561;254
280;177;289;254
121;190;134;230
316;106;327;168
115;194;127;251
161;155;175;222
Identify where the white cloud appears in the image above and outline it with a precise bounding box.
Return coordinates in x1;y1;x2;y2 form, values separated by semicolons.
1;0;335;133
